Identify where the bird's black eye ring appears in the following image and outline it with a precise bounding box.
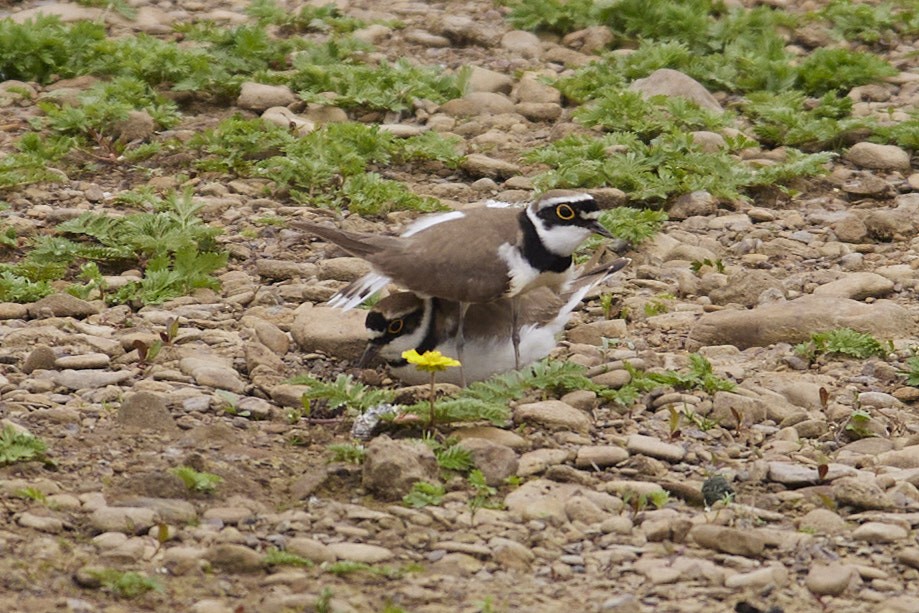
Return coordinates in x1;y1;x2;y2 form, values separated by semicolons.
556;203;576;220
388;319;404;334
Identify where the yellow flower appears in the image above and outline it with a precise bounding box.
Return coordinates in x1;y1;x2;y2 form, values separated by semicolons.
401;349;461;372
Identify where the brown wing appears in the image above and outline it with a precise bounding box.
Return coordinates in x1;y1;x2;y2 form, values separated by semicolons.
372;207;522;303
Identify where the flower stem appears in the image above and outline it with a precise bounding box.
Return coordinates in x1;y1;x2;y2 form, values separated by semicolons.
428;371;436;429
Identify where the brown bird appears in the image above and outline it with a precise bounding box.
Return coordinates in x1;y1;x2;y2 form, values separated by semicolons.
296;190;612;382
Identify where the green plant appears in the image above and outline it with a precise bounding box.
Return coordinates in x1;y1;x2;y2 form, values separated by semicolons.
403;481;445;508
75;0;137;19
292;59;465;112
468;469;501;520
690;258;725;274
0;426;47;465
796;48;897;96
901;356;919;386
249;0;369;33
795;328;891;361
170;466;222;494
648;489;671;510
15;486;47;503
844;408;875;439
290;373;396;415
263;547;313;567
743;91;871;151
421;434;474;471
327;443;366;464
88;569;162;599
322;560;418;579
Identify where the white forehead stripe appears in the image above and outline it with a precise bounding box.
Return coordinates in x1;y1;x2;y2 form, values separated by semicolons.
538;193;594;207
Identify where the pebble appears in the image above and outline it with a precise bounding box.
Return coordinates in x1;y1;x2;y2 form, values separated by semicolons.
806;563;856;596
689;525;765;557
626;434;685;462
326;543;394;563
514;400;591;434
852;521;909;543
575;445;629;469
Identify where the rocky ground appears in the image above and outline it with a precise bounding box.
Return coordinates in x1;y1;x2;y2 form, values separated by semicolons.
2;0;919;612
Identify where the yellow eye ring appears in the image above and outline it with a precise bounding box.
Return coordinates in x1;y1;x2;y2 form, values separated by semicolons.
556;203;576;220
388;319;404;334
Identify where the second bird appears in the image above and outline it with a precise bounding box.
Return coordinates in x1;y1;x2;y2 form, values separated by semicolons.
359;259;629;385
296;190;612;382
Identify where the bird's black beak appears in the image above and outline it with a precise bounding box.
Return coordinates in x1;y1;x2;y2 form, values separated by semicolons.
588;219;613;238
358;342;381;368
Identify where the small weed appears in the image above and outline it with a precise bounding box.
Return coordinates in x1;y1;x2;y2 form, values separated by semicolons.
15;486;47;503
289;373;396;415
795;328;891;361
643;299;669;317
622;489;648;518
89;569;162;599
322;560;417;579
844;408;875;439
690;258;725;274
403;481;445;508
0;426;47;465
900;356;919;386
648;489;671;510
468;469;501;520
421;434;474;472
327;443;366;464
263;547;313;567
170;466;222;494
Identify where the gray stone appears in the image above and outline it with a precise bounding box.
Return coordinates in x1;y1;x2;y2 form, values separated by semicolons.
466;66;513;94
362;436;439;501
317;257;373;282
812;272;894;300
689;296;913;350
291;304;367;362
114;110;155;142
118;392;177;432
17;511;65;533
456;438;518;486
515;400;591;434
505;478;580;523
205;544;265;573
667;191;717;220
845;142;911;171
461;153;520;179
689;524;765;557
23;344;56;374
575;445;629;469
439;92;515;117
54;369;132;390
517;448;570;476
805;563;856;596
514;74;561;104
261;106;314;136
562;26;614;54
629;69;722;113
567;319;628;345
452;426;528;450
500;30;542;58
832;476;895;510
852;521;909;543
237;82;295;112
876;445;919;468
708;270;784;307
89;506;158;535
326;542;394;563
626;434;685;462
286;537;335;563
55;353;111;369
768;461;854;485
724;565;788;589
27;294;99;319
798;508;847;535
564;495;609;524
489;536;534;569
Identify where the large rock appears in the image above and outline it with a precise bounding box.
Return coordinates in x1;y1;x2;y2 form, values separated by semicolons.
688;296;913;350
27;294;99;319
118;392;177;432
845;142;911;171
291;304;367;361
362;436;439;501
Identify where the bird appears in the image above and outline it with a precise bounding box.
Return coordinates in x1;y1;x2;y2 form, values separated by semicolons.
358;259;629;386
295;190;613;383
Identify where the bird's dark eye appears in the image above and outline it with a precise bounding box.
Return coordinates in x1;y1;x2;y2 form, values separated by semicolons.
388;319;404;334
556;203;576;220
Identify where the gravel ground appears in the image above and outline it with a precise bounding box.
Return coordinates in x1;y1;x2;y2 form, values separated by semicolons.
1;1;919;612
